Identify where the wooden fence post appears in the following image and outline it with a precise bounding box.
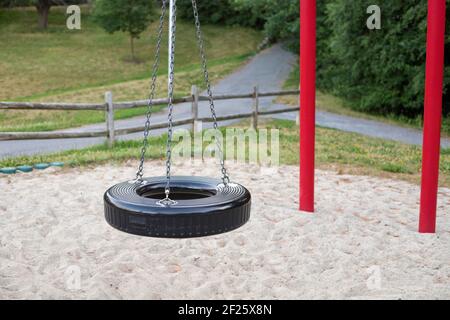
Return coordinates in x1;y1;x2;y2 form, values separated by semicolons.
105;91;115;147
191;85;202;133
252;85;259;130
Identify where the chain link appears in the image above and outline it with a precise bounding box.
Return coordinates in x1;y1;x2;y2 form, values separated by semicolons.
162;0;177;203
135;0;167;182
191;0;230;185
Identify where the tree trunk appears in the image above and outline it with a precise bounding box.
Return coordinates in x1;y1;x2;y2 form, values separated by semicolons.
36;0;51;29
130;36;136;61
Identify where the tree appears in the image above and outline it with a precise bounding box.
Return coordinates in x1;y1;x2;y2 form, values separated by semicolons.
0;1;52;29
1;0;88;29
92;0;155;62
35;0;51;29
34;1;88;29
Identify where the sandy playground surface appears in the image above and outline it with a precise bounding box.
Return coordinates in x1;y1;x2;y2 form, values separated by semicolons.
0;160;449;299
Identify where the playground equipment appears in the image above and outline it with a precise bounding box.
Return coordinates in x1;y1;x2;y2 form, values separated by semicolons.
103;0;251;238
17;165;33;173
0;167;16;174
0;162;64;175
299;0;447;233
34;163;50;170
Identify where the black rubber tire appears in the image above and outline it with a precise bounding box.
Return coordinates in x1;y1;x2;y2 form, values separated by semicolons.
104;176;251;238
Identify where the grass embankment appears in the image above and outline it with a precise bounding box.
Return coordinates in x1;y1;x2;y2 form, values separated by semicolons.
2;119;449;187
0;6;263;132
278;64;450;136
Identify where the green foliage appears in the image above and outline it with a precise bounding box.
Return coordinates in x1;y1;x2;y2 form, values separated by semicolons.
176;0;262;27
233;0;299;50
177;0;299;50
0;0;30;7
203;0;449;120
0;0;88;8
92;0;154;38
317;0;450;118
189;0;301;50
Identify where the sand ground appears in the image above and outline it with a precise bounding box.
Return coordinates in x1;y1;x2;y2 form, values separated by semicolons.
0;160;449;299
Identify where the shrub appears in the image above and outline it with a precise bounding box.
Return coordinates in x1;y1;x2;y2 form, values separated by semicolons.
317;0;450;118
176;0;262;27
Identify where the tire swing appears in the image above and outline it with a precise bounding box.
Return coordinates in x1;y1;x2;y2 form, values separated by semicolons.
104;0;251;238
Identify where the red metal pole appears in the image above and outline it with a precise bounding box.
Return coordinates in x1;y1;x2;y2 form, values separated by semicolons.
419;0;446;233
299;0;316;212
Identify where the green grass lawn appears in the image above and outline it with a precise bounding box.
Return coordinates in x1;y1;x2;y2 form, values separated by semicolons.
0;6;263;132
278;64;450;137
2;119;449;187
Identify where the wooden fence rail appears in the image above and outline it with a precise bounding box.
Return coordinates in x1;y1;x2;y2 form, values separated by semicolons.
0;86;299;142
0;101;105;111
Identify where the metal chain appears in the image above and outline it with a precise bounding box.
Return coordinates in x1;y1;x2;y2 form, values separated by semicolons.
191;0;230;185
134;0;167;182
134;0;229;204
160;0;177;205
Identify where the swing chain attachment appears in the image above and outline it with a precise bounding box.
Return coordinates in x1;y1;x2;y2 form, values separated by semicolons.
162;0;177;204
191;0;230;186
134;0;167;184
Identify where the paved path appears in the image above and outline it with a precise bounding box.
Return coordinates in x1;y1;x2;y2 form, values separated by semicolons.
316;111;450;148
275;110;450;148
1;44;449;159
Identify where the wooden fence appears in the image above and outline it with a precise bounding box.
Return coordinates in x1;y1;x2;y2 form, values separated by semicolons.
0;86;300;146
